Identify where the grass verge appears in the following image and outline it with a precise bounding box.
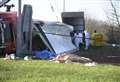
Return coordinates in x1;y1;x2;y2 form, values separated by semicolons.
0;59;120;82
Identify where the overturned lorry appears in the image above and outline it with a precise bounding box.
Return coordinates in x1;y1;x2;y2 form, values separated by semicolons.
0;16;84;58
0;1;85;58
0;17;77;57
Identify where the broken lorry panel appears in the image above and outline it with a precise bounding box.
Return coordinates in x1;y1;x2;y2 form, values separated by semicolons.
61;12;85;32
32;21;77;55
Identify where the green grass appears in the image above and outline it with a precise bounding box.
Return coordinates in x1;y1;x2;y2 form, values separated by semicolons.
0;59;120;82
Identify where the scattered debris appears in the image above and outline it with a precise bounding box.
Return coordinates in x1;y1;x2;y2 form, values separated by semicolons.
24;56;29;61
10;53;15;60
4;53;15;60
53;53;96;66
84;62;97;67
112;44;116;47
4;53;10;60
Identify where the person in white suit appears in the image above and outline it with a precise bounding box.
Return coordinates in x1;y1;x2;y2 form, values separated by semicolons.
74;32;83;49
84;30;90;50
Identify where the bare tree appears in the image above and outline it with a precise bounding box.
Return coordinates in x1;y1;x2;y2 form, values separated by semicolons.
107;0;120;28
105;0;120;44
109;0;120;28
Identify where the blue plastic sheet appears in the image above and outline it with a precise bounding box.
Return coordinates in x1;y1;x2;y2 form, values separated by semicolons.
33;50;56;60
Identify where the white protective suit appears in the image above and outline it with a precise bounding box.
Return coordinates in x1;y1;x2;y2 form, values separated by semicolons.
84;31;90;50
74;32;83;48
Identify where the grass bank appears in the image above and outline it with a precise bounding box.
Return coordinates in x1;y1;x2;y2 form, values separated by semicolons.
0;59;120;82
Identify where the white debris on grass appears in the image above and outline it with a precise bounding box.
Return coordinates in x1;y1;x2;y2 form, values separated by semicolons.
10;53;15;60
84;62;97;67
65;60;72;64
24;56;29;61
55;60;60;63
112;44;116;47
4;53;10;60
4;53;16;60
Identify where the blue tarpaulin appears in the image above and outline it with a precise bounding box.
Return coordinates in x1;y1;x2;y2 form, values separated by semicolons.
33;50;56;60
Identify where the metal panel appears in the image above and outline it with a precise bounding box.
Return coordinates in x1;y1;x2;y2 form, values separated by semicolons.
61;12;85;32
62;12;84;18
33;22;55;53
16;5;33;58
41;22;76;54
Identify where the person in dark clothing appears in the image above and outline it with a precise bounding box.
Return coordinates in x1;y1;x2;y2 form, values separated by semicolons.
70;31;75;45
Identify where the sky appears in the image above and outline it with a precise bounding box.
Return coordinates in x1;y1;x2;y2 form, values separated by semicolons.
0;0;118;22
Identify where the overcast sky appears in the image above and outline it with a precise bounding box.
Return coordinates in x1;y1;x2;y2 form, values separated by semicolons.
0;0;118;21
